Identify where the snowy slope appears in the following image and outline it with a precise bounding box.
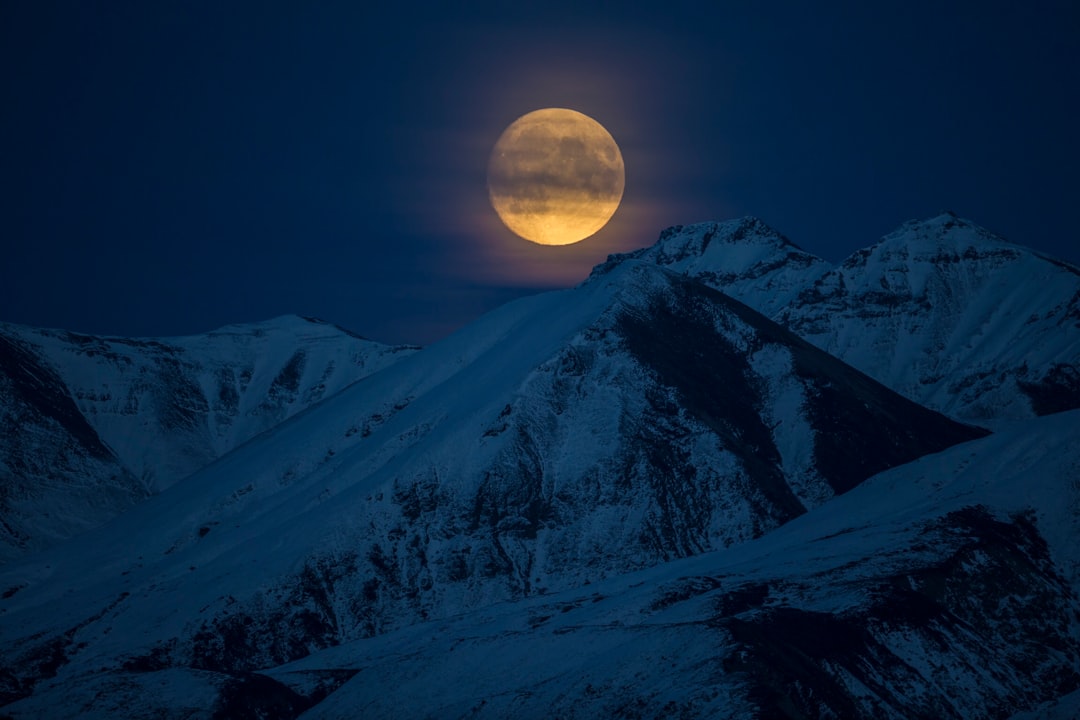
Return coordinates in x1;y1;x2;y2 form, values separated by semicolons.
5;409;1077;719
620;213;1080;422
271;410;1079;720
0;315;414;562
0;259;984;716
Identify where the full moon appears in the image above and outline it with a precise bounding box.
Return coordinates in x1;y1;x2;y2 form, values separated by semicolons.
487;108;625;246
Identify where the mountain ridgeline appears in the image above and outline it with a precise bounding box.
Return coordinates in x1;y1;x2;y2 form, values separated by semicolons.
619;212;1080;422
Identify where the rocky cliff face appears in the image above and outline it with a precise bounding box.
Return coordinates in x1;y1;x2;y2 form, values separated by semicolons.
0;315;415;562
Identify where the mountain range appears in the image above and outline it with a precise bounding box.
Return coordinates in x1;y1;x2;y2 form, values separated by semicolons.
0;213;1077;719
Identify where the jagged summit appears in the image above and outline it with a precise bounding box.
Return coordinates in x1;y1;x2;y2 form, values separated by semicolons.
842;211;1030;269
601;216;815;268
594;217;830;319
644;217;805;260
784;214;1080;420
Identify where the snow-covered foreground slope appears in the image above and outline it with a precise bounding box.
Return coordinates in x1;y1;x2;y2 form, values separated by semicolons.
282;410;1080;720
0;315;414;562
5;410;1077;719
622;213;1080;422
0;259;984;716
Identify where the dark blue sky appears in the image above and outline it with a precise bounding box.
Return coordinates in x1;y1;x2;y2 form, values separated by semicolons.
2;2;1077;345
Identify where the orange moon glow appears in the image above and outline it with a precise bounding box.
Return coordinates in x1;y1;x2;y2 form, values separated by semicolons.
487;108;625;246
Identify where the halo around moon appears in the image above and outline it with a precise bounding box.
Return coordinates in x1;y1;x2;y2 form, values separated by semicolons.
487;108;625;246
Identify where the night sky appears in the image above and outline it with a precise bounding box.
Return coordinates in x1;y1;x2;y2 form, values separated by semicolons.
2;2;1077;345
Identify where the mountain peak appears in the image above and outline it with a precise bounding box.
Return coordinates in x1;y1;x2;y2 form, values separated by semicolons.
850;213;1080;285
653;216;798;256
591;216;829;319
612;216;807;267
782;213;1080;421
867;211;1015;261
592;212;1078;423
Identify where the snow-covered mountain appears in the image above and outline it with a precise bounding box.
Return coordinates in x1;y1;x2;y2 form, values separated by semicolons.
619;212;1080;422
0;257;986;716
1;213;1076;718
0;315;415;562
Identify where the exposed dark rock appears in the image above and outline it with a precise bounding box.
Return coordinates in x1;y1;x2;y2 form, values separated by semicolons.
716;507;1080;719
212;672;312;720
1019;363;1080;416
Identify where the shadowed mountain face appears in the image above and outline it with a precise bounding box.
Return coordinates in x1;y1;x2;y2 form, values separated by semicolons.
615;274;985;498
0;316;415;562
0;334;143;559
0;259;987;714
719;505;1080;720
